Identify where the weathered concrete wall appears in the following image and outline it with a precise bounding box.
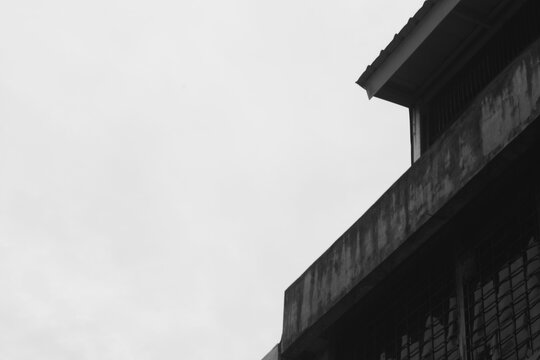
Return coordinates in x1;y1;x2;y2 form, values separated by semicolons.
261;344;280;360
282;39;540;356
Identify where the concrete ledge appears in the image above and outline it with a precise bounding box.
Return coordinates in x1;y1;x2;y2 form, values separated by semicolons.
282;38;540;356
261;344;280;360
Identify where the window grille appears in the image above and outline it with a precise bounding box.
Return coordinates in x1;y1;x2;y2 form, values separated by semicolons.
337;244;461;360
336;177;539;360
464;212;539;360
419;0;540;152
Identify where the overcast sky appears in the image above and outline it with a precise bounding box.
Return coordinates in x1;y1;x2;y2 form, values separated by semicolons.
0;0;423;359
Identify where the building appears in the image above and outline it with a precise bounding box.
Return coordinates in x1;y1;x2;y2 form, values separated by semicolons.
262;0;540;360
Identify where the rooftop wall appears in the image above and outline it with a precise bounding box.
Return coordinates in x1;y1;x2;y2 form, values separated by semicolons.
282;38;540;356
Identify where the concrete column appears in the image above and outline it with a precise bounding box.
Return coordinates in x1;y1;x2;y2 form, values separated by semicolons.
535;162;540;237
409;107;422;163
455;252;475;360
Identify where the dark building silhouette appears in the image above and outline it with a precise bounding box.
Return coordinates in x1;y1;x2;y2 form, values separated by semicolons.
262;1;540;359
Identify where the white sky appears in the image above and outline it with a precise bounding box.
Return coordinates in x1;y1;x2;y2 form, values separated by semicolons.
0;0;424;359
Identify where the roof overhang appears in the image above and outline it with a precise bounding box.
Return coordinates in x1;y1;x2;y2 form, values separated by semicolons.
357;0;525;107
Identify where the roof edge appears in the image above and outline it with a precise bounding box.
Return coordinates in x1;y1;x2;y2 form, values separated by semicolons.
357;0;461;104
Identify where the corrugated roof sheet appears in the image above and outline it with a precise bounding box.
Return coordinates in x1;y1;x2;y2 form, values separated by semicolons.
356;0;524;106
357;0;438;89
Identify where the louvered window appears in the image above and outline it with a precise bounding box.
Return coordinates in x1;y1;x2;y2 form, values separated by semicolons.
465;213;540;360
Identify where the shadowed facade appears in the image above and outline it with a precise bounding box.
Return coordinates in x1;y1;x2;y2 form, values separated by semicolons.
262;1;540;359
